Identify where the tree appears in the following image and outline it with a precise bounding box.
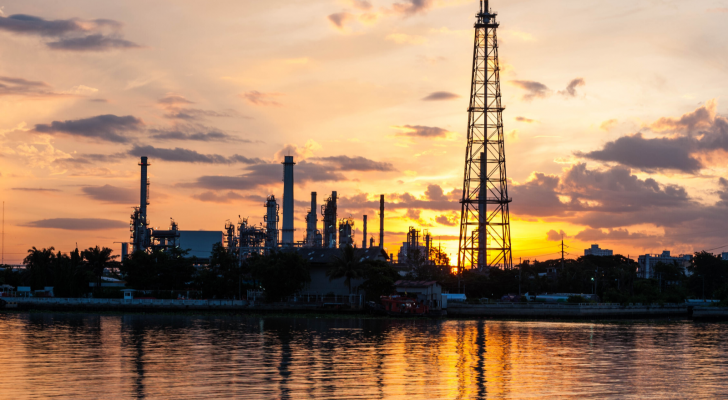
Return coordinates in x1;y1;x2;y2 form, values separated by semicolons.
82;246;117;293
249;251;310;302
688;251;727;299
196;242;242;298
23;247;56;290
429;246;451;267
327;244;365;294
120;248;196;292
359;260;400;301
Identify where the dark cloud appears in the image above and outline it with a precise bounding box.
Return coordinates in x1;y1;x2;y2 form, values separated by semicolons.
650;100;715;132
47;34;140;51
88;98;108;103
435;213;458;226
0;14;141;51
11;187;60;192
128;145;264;165
425;184;447;201
546;229;568;241
157;95;239;120
82;185;136;204
182;161;346;190
391;0;434;15
574;228;654;242
578;133;702;173
510;80;550;100
328;12;353;29
558;78;585;97
0;75;60;97
578;101;728;174
394;124;448;138
23;218;128;230
404;209;423;222
311;155;395;171
163;109;236;120
509;163;708;235
240;90;281;106
422;91;460;101
158;94;193;105
510;173;564;217
561;163;690;214
34;114;142;143
515;116;536;123
149;129;242;142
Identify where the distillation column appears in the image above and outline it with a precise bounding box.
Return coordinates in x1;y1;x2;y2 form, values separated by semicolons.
281;156;295;246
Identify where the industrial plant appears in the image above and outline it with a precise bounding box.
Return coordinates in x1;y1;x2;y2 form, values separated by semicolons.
122;154;395;266
121;0;511;274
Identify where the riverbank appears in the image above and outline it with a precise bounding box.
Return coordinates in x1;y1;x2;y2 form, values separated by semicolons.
447;303;690;319
4;297;728;320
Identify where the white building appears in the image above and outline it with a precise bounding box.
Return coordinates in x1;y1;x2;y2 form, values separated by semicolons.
584;244;613;257
637;251;692;279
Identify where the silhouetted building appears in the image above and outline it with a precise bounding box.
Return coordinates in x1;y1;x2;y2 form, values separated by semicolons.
584;244;613;257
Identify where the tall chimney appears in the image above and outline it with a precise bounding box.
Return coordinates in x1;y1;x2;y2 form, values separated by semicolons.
379;195;384;249
362;215;367;249
478;152;486;269
281;156;295;246
306;192;318;247
139;156;149;223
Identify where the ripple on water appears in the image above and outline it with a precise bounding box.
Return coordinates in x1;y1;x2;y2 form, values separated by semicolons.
0;313;727;399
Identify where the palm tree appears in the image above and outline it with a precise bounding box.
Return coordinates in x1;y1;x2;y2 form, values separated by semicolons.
82;246;117;293
327;245;365;294
23;247;55;290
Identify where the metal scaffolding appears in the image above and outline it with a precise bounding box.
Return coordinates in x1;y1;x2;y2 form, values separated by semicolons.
457;0;513;271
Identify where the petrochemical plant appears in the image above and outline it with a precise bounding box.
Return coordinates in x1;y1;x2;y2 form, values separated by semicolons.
123;155;401;264
119;0;512;273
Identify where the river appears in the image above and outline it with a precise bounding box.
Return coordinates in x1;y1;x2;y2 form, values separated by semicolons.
0;312;726;399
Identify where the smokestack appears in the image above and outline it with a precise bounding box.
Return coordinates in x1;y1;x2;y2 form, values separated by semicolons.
281;156;295;246
479;152;486;269
362;215;367;249
121;243;128;261
306;192;318;247
379;195;384;249
139;157;149;223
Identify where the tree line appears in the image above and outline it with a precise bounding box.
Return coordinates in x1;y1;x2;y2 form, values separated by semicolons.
5;242;728;305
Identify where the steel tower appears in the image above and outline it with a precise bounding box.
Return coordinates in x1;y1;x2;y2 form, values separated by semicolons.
457;0;512;271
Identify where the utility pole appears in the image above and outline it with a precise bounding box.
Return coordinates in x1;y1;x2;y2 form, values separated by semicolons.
2;201;4;265
561;237;565;270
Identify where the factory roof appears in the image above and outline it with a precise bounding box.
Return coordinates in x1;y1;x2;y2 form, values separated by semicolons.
294;247;389;264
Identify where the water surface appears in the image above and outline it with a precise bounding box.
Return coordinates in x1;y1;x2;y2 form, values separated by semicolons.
0;312;726;399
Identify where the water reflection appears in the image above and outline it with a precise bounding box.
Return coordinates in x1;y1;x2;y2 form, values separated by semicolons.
0;313;727;399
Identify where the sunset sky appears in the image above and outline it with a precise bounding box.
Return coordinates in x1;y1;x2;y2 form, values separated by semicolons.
1;0;727;264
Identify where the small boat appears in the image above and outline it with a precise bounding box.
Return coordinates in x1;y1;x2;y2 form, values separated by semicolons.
368;295;431;317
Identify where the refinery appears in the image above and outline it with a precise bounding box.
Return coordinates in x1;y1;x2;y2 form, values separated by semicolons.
125;154;396;263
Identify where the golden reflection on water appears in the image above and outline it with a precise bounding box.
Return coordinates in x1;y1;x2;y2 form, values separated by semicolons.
0;313;727;399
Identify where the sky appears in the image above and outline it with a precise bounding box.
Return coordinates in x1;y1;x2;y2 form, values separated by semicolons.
1;0;727;265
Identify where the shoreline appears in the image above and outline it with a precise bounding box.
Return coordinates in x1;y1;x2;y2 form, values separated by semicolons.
2;297;726;321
